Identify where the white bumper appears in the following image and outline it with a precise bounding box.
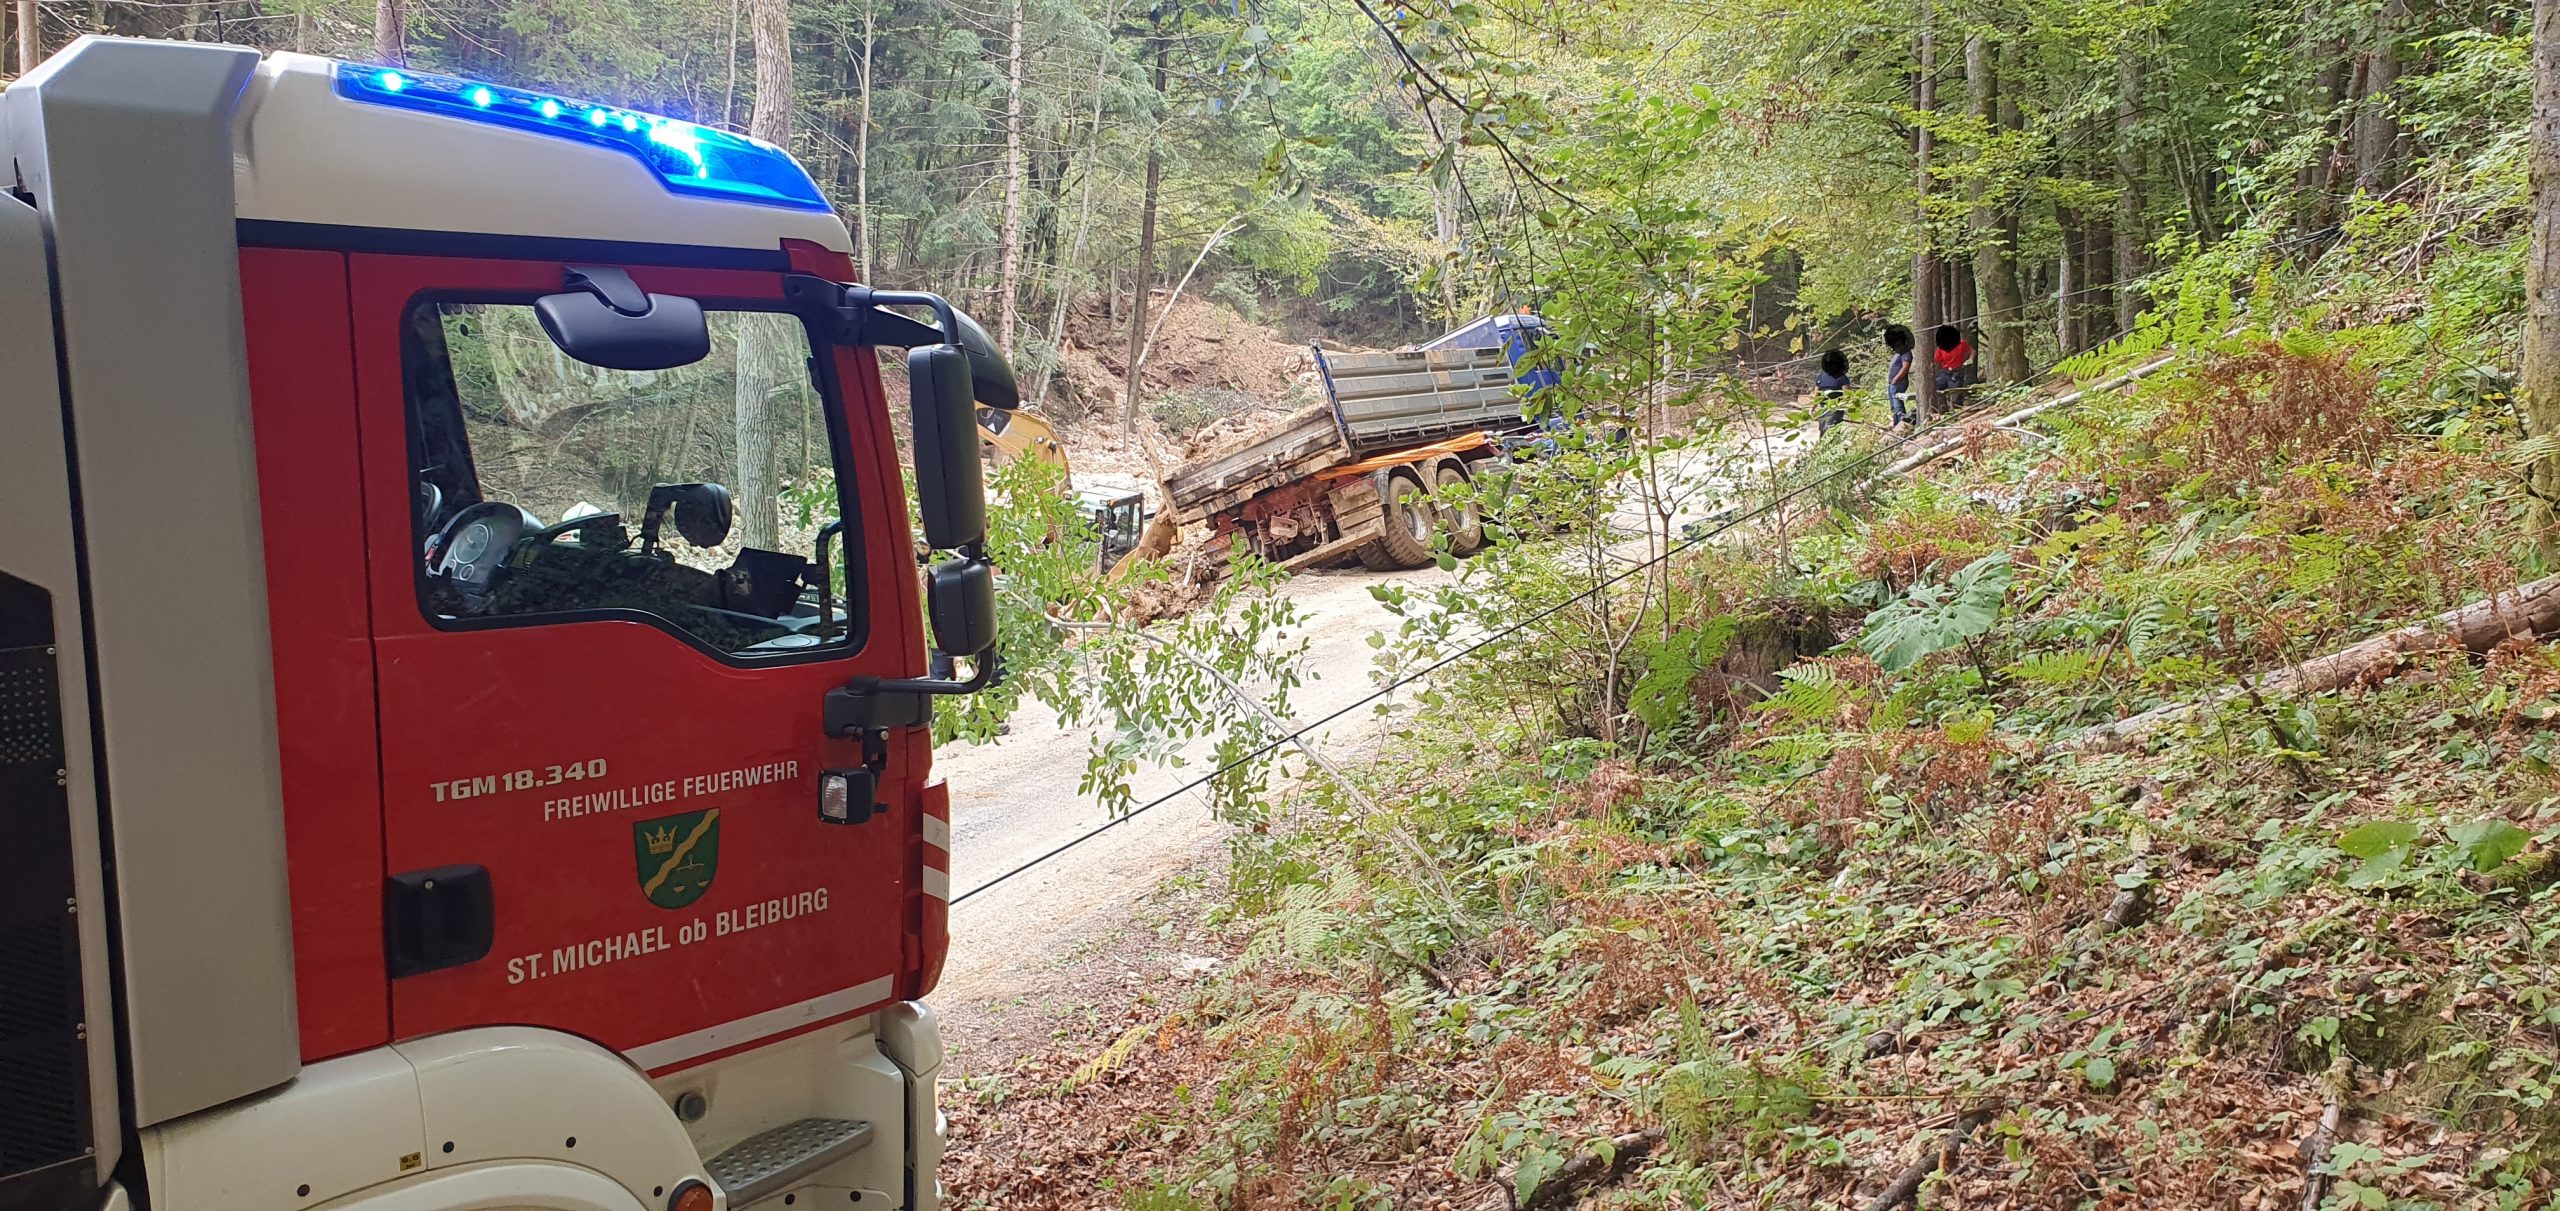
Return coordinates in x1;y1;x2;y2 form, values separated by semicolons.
139;1006;943;1211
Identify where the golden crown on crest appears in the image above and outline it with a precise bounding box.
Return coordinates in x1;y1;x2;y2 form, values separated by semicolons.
643;824;679;856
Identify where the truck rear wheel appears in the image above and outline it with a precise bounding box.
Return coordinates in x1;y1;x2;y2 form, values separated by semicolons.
1435;462;1483;555
1368;469;1437;570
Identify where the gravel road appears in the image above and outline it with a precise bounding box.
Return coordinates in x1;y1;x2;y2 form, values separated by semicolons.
930;425;1815;1067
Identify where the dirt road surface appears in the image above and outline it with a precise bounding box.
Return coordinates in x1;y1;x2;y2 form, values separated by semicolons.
931;426;1816;1072
932;560;1443;1069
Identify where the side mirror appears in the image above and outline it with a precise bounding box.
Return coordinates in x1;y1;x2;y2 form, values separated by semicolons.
948;307;1021;411
642;482;734;551
924;558;996;657
908;344;988;551
534;266;710;371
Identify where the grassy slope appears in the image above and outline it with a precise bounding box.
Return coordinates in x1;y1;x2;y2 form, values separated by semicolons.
947;259;2560;1210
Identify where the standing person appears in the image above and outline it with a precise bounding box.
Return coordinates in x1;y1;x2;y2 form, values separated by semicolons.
1933;324;1977;412
1814;348;1851;433
1883;324;1916;428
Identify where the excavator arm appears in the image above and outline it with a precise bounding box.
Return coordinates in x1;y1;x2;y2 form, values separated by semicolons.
977;404;1068;473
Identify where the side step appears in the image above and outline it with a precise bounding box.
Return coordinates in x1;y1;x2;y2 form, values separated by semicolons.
705;1118;875;1206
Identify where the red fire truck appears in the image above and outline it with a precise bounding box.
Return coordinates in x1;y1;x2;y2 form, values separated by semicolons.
2;35;1009;1211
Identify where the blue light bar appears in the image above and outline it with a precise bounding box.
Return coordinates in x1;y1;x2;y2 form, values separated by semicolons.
333;63;830;212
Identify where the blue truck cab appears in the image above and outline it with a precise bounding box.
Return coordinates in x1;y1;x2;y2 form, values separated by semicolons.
1420;311;1559;394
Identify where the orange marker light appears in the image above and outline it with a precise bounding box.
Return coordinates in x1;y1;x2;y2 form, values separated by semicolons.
670;1180;716;1211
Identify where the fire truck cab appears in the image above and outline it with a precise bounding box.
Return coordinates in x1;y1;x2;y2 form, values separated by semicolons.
2;35;1005;1211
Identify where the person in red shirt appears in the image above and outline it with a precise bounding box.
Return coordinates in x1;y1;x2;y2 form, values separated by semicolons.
1933;324;1977;410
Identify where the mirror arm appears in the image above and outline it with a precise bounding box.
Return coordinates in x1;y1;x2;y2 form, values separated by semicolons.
809;519;845;639
856;651;1003;699
782;274;956;349
821;650;1004;738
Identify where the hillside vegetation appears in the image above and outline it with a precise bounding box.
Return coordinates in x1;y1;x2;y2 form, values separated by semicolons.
925;4;2560;1204
943;136;2560;1210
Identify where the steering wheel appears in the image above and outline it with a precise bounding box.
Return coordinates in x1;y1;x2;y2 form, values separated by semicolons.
521;511;625;556
429;502;538;599
678;604;801;637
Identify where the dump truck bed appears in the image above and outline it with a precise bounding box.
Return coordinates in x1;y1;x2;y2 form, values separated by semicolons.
1166;344;1526;522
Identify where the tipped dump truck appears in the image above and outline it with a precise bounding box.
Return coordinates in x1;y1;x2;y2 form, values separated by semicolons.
1164;315;1550;571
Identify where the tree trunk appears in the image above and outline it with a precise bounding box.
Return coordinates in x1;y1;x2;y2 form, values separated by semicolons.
1912;1;1939;425
2083;220;2116;341
1945;255;1976;331
1998;39;2028;366
733;0;796;549
1434;175;1463;322
1964;34;2025;383
996;0;1026;348
1119;33;1167;434
854;0;874;281
2056;232;2077;353
1026;2;1126;409
2113;44;2146;333
722;0;742;129
2076;116;2117;345
2354;0;2409;195
2299;37;2347;233
2076;574;2560;750
373;0;404;64
2526;0;2560;524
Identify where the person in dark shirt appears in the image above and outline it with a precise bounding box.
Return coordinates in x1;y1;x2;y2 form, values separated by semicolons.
1883;324;1915;428
1815;348;1850;433
1934;324;1977;411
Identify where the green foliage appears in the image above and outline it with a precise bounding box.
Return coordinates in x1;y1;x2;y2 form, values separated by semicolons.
2452;818;2531;873
1859;553;2014;674
1657;1000;1825;1160
1628;616;1738;735
936;453;1309;821
1146;386;1255;436
2337;820;2421;887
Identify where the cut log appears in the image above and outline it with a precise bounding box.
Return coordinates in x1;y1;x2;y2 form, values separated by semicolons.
1105;508;1183;583
1503;1128;1666;1209
1881;354;2179;479
2072;573;2560;749
1862;1107;1998;1211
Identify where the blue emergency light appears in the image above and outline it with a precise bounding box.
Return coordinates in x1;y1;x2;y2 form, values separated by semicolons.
334;64;831;212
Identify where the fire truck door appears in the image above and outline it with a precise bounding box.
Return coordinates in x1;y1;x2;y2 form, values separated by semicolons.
349;252;913;1070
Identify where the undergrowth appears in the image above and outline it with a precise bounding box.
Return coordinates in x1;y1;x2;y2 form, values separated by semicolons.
946;179;2560;1210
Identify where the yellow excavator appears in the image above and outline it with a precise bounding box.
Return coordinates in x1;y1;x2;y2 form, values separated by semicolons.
976;406;1176;578
975;403;1069;470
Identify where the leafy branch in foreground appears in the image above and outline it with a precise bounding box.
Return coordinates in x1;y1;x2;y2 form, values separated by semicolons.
938;453;1310;819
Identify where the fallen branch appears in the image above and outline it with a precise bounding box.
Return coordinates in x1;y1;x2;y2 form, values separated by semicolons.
2299;1056;2352;1211
1861;1106;1998;1211
2299;1097;2343;1211
1881;354;2180;479
2071;574;2560;750
2101;873;2155;935
1046;615;1477;929
1505;1128;1665;1210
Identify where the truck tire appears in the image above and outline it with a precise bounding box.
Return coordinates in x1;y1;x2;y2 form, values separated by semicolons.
1371;468;1437;569
1435;462;1483;555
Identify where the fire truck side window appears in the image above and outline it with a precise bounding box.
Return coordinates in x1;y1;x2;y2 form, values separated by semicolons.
404;300;858;659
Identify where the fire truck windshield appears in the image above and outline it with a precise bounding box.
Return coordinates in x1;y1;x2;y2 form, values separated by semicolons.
405;301;857;658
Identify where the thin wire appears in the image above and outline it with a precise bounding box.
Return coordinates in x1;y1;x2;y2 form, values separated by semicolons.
952;226;2355;905
953;416;1932;905
1706;224;2347;381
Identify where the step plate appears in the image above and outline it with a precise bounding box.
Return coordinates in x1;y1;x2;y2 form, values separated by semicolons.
706;1117;875;1206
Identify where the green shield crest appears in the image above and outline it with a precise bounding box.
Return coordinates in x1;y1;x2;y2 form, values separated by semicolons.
633;808;721;909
